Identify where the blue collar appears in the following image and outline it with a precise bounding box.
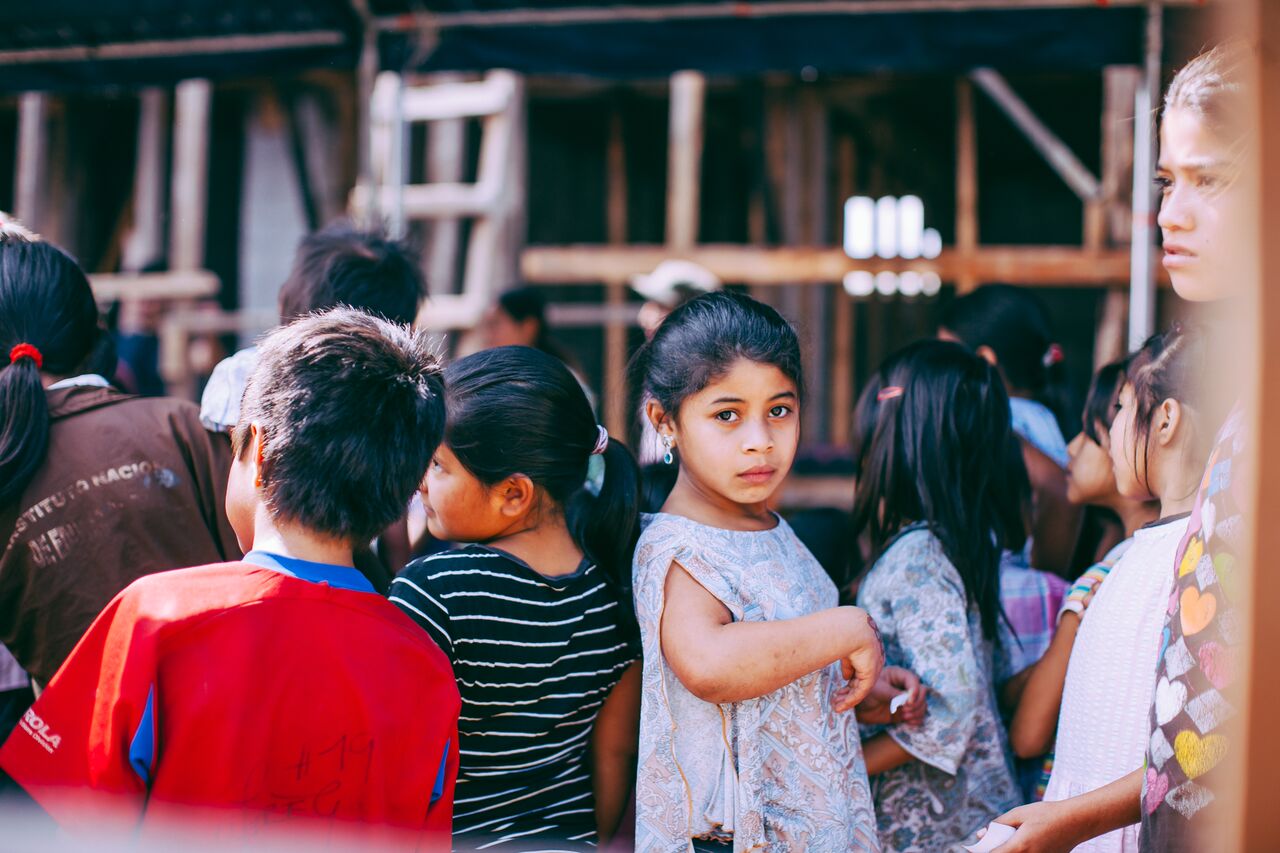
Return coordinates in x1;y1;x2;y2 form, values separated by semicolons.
243;550;376;594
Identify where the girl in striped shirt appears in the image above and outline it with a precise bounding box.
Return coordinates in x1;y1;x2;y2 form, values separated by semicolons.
391;346;642;851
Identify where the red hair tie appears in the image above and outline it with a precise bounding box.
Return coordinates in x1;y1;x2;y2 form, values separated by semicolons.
877;385;904;401
1043;343;1065;368
8;343;42;368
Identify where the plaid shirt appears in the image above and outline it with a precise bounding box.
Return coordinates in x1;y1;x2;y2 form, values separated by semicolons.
996;555;1068;683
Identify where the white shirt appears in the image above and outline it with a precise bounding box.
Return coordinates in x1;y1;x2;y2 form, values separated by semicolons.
1044;514;1190;852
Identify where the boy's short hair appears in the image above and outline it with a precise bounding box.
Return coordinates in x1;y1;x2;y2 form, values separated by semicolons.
232;307;444;544
278;223;425;326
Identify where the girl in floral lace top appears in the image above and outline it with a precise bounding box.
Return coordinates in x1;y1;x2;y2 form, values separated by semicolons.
630;291;917;853
851;341;1025;852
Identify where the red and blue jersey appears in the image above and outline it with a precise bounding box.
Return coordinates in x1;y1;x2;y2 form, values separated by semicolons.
0;551;460;846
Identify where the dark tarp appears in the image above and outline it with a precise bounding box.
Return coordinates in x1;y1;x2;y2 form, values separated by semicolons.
378;4;1211;78
0;2;1212;90
0;1;360;92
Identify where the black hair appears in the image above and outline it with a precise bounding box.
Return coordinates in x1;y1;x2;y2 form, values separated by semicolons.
631;290;804;423
495;286;577;367
0;231;116;505
940;284;1071;434
1123;324;1218;496
278;222;424;326
443;346;641;626
232;307;444;544
851;339;1027;641
639;461;678;514
1081;360;1129;446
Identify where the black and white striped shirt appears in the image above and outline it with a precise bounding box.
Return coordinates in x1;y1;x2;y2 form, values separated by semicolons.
390;545;638;851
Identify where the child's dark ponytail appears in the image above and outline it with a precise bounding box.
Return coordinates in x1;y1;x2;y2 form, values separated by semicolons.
443;346;641;629
0;229;113;505
566;437;642;615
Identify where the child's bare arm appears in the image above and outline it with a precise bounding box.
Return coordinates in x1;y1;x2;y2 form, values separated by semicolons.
1008;612;1081;758
660;562;883;708
988;768;1142;852
591;661;641;845
861;732;917;776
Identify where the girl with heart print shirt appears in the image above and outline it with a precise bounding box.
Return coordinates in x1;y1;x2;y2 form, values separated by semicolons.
1039;324;1223;852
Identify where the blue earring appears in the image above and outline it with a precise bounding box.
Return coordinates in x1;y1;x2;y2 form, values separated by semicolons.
662;435;674;466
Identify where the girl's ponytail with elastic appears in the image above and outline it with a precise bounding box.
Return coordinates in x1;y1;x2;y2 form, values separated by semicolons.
568;435;641;632
0;227;105;505
443;346;640;632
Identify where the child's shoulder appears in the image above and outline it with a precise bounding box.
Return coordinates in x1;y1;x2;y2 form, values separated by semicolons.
117;561;281;623
863;526;953;588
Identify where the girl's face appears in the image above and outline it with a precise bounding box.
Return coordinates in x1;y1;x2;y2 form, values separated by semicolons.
1065;425;1118;506
481;306;537;349
1157;106;1249;302
661;359;800;510
1108;382;1154;501
420;443;511;543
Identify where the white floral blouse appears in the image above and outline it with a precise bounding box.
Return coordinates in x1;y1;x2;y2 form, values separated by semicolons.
856;526;1020;853
632;512;880;853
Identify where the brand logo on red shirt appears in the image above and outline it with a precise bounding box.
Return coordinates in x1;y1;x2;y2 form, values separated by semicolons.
19;709;61;753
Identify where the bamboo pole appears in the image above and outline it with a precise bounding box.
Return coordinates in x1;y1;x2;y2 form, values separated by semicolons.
955;79;978;293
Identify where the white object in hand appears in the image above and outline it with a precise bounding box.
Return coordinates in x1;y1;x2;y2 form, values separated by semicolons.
889;691;912;715
963;822;1016;852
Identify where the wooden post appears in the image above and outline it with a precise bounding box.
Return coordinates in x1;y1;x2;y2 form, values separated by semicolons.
799;86;829;445
15;92;49;232
169;79;212;272
500;73;528;292
956;78;978;293
830;133;857;447
666;71;705;249
604;103;630;440
165;79;212;400
426;73;467;296
1094;66;1142;367
122;88;169;272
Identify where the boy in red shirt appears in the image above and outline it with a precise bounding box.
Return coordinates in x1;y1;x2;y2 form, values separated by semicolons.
1;308;460;846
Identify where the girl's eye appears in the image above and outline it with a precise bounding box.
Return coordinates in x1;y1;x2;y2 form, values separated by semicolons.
1154;174;1173;192
430;457;442;470
1196;173;1220;190
715;410;739;423
769;405;792;418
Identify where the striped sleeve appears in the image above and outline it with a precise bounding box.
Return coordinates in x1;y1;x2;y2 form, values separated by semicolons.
390;568;454;659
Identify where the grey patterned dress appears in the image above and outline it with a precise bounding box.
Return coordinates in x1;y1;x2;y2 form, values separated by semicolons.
632;512;880;853
856;526;1019;853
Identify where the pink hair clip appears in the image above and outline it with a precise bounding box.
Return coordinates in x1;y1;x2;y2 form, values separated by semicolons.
877;386;904;401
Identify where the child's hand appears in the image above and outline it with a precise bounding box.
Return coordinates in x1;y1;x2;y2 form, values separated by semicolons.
833;611;885;712
977;801;1081;853
851;666;927;726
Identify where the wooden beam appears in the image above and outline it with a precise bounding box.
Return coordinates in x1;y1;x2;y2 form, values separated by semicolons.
971;68;1102;201
169;79;212;271
397;75;515;123
666;71;705;249
15;92;49;231
955;78;978;293
89;270;220;303
522;244;1166;287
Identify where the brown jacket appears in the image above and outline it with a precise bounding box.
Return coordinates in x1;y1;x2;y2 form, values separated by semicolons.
0;385;241;684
